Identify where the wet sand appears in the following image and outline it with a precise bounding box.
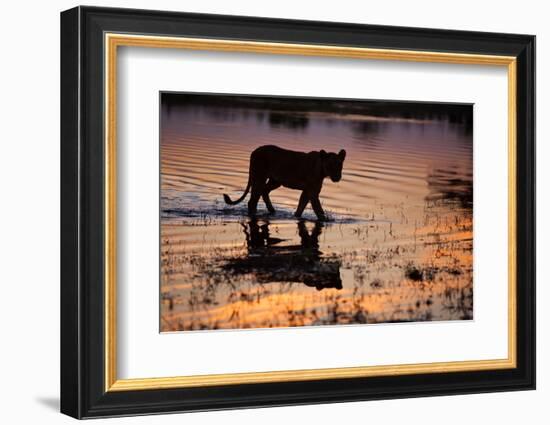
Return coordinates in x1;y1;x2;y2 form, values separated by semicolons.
160;95;473;332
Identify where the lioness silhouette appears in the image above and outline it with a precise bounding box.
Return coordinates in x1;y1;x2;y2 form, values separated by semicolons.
223;145;346;220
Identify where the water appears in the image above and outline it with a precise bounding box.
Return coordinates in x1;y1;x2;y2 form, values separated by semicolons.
160;95;473;332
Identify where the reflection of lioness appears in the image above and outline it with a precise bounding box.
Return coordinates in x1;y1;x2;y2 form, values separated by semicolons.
223;145;346;220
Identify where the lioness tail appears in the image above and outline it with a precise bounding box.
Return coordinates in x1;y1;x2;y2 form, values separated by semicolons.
223;179;251;205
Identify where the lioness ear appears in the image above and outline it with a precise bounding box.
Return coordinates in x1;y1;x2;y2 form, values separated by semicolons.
339;149;347;160
320;150;328;159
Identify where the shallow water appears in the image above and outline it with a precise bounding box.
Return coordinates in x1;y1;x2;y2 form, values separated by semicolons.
160;96;473;332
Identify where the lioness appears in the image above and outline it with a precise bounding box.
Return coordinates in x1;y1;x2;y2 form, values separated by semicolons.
223;145;346;220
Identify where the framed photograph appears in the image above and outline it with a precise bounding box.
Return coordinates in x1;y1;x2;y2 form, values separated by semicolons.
60;6;535;419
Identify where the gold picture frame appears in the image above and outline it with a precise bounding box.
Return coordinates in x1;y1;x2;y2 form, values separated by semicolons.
61;6;535;419
104;33;517;392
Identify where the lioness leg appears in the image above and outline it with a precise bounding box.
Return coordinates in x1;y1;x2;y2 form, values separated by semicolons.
294;191;310;218
248;182;265;216
310;196;327;221
262;179;281;214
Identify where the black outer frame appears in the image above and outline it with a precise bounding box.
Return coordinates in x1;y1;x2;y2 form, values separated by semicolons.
60;5;535;419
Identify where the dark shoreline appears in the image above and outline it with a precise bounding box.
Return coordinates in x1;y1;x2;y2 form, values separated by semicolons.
161;91;473;125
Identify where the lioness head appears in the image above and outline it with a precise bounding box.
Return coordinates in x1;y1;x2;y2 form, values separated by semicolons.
320;149;346;182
